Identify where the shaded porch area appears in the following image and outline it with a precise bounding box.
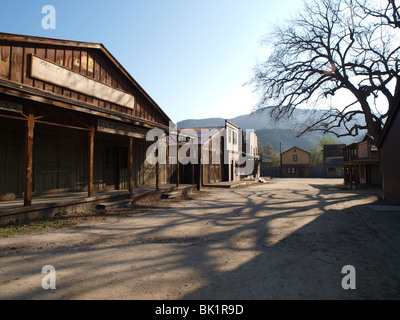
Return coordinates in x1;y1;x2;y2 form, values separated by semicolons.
0;184;197;225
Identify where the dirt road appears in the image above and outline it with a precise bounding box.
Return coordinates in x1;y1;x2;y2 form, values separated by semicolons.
1;178;400;300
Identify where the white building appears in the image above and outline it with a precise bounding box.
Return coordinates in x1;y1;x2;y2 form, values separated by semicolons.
225;120;242;182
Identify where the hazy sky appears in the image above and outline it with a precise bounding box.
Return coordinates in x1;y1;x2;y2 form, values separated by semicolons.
0;0;304;123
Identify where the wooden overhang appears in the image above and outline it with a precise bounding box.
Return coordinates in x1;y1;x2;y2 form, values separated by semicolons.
0;32;172;131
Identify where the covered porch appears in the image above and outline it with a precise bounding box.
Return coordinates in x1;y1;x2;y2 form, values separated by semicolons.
0;184;196;225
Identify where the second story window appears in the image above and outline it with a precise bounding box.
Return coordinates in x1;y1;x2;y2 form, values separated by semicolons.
233;132;238;145
293;155;298;162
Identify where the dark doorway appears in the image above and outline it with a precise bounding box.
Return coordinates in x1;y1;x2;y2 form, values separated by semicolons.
104;147;119;190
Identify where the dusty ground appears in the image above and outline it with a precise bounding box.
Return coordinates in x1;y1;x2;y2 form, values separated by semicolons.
1;178;400;300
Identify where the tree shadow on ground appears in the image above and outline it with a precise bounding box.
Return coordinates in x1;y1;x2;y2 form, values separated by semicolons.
1;181;400;300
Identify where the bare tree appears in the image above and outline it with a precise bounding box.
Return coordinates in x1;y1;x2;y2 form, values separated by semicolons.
250;0;400;141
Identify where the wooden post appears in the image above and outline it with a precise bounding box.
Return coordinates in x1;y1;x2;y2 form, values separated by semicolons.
176;140;180;187
166;135;169;184
198;163;202;190
192;163;195;185
24;113;35;207
88;126;95;198
156;138;160;190
129;137;133;193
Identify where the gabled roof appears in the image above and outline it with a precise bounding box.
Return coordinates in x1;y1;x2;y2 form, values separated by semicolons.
225;120;241;129
0;32;171;122
176;126;224;145
281;146;310;154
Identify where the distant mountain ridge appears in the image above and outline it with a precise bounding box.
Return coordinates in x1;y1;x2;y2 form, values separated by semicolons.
177;109;363;152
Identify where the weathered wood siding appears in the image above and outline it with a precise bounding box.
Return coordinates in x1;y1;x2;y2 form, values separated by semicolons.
0;41;169;126
282;147;310;165
358;141;369;159
34;129;87;195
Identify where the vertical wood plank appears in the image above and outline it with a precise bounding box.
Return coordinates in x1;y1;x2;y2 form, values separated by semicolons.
24;112;35;206
34;47;46;90
44;48;55;92
54;49;64;95
0;45;10;79
92;51;101;107
71;50;80;100
80;50;88;76
22;46;35;86
63;49;72;98
79;51;88;102
87;50;94;78
10;45;24;83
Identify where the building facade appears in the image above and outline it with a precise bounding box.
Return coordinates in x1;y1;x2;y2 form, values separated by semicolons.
281;146;310;178
343;136;380;188
323;144;345;178
0;33;172;205
176;121;259;185
224;120;241;182
243;130;260;179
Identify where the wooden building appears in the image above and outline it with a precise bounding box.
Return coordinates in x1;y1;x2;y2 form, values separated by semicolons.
176;121;259;186
377;92;400;202
225;120;242;182
281;146;310;178
175;126;224;186
343;136;380;188
0;32;173;205
242;130;260;179
323;144;345;178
